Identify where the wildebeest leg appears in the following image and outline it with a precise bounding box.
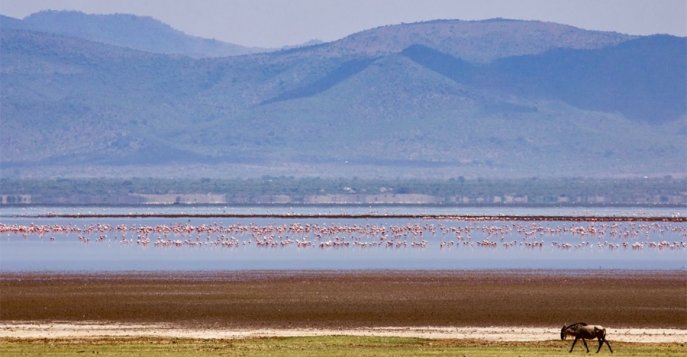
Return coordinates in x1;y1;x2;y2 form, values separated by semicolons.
569;337;579;352
582;338;589;352
604;339;613;353
596;337;603;353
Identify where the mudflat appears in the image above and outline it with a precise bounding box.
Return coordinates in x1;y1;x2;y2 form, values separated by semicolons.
1;271;684;328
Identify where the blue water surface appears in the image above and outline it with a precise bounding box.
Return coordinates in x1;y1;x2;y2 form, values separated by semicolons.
1;206;685;271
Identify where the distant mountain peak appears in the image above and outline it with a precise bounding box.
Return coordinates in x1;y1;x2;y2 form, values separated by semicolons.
10;10;267;58
315;17;634;62
23;10;175;32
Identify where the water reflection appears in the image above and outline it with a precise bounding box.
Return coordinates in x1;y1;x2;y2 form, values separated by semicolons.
1;211;685;271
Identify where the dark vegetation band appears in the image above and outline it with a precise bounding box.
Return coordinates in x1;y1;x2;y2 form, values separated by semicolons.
1;176;685;206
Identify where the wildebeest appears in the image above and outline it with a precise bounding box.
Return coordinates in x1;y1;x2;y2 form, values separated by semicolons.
561;322;613;353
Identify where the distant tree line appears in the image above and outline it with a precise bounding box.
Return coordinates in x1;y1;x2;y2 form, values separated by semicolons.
1;176;685;206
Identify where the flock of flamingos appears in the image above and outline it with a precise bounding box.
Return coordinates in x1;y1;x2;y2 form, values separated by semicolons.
1;219;685;252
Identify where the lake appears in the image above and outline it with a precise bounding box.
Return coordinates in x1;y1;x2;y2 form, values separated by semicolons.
1;206;685;271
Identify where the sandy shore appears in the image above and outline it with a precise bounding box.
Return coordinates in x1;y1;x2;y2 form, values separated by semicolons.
1;322;685;343
2;270;685;349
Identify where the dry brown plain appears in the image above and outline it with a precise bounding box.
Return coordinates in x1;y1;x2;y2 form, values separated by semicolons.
1;270;685;329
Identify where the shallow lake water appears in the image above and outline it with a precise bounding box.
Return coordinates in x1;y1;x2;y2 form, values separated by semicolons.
1;206;685;271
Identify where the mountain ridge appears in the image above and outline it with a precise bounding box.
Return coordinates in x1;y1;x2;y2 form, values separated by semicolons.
1;15;685;178
0;10;267;58
400;35;687;123
290;17;634;62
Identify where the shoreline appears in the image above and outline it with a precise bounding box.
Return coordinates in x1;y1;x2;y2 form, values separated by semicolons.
2;270;684;330
1;322;686;343
9;213;687;222
1;268;685;277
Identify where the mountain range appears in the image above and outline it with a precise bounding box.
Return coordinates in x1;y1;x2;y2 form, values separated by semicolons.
1;11;685;178
0;11;266;57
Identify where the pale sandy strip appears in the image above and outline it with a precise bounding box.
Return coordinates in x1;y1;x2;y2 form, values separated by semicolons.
0;322;685;343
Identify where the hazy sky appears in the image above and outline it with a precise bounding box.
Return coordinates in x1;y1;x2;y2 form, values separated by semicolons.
1;0;685;48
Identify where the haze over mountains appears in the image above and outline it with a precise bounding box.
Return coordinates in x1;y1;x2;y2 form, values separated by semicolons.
1;11;685;178
0;11;266;58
